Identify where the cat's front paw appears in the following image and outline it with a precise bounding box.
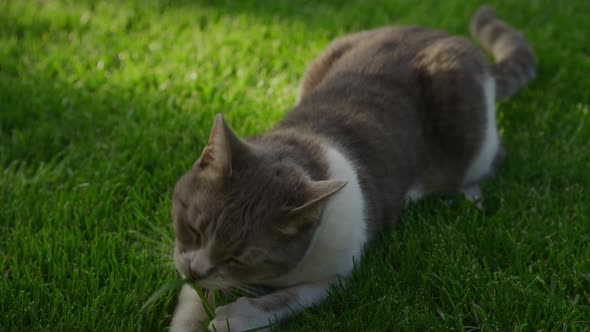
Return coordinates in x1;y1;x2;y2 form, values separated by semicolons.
208;297;271;332
170;284;210;332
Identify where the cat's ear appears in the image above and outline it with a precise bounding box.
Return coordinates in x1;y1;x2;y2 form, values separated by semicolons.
195;114;248;178
277;180;347;235
289;180;348;216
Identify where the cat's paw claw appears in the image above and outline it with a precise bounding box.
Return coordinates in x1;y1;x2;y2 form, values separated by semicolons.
208;317;268;332
207;319;230;332
461;185;484;210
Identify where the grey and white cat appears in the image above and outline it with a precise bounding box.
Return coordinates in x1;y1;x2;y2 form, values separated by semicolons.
169;6;535;332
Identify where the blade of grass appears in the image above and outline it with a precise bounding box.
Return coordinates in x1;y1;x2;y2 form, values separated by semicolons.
243;324;273;332
141;279;185;312
192;283;216;320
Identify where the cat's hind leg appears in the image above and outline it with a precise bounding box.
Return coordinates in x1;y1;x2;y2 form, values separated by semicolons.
461;184;483;209
462;75;502;187
460;75;504;208
414;38;502;207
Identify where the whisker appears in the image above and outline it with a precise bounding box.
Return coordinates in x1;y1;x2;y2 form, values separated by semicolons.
128;226;177;276
128;230;164;245
234;284;263;297
155;260;176;268
143;247;174;257
146;220;174;242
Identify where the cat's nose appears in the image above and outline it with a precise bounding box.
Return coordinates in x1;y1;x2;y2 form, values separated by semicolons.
188;251;213;280
188;260;212;280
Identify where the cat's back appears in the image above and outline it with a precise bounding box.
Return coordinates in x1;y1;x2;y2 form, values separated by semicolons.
281;24;490;158
276;24;492;230
326;26;445;73
307;25;487;98
278;25;479;149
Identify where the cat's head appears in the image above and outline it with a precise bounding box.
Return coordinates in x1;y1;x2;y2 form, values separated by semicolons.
172;115;346;289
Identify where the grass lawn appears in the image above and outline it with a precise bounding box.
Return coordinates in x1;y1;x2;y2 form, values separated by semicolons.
2;0;590;330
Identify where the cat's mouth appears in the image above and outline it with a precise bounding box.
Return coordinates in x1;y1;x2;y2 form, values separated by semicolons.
193;278;235;291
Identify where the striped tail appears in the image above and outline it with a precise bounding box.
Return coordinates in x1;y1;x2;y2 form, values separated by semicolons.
471;5;536;100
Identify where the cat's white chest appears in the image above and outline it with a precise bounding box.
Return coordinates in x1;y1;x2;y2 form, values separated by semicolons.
264;145;368;287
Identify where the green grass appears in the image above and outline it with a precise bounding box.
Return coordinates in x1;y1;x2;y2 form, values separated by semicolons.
1;0;589;330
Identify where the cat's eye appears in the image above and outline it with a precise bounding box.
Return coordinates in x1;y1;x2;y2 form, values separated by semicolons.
173;192;188;208
227;257;247;266
186;224;201;244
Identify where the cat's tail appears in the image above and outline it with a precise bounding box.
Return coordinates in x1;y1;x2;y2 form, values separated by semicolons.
470;5;536;100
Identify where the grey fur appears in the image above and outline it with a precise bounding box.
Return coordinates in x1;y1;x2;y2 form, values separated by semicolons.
471;5;536;99
171;6;535;330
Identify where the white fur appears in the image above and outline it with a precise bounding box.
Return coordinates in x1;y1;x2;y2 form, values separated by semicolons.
264;145;368;287
175;247;213;280
208;279;333;332
463;75;500;185
461;184;483;209
461;185;482;202
405;186;424;206
169;284;207;332
189;248;213;277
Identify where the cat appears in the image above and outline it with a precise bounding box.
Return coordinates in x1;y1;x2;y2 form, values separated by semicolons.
169;5;535;332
